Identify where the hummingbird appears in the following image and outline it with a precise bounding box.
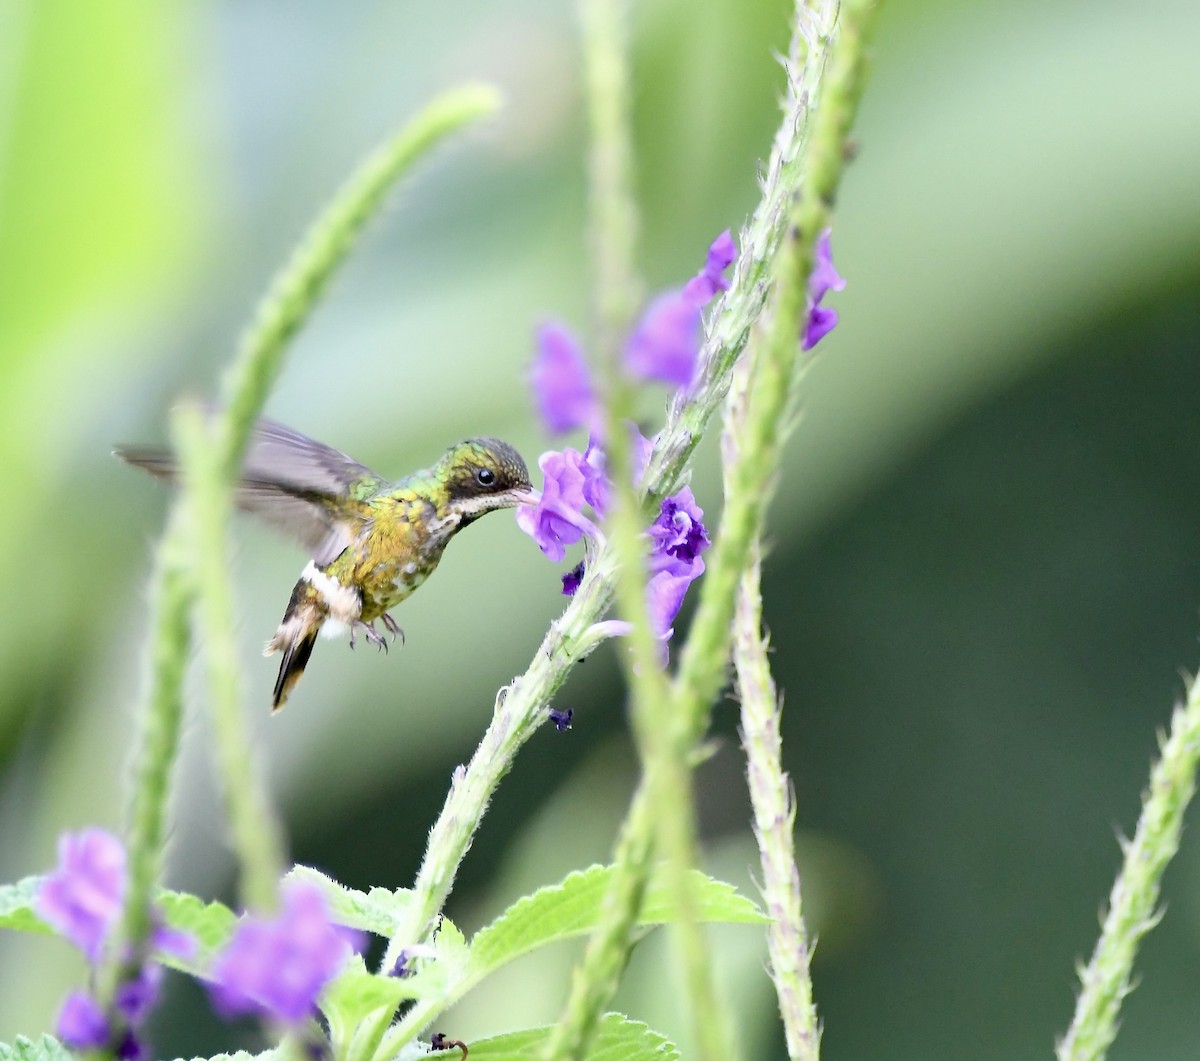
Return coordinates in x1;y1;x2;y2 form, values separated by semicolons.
118;419;535;710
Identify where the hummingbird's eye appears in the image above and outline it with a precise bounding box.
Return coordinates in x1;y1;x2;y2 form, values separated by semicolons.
476;467;496;487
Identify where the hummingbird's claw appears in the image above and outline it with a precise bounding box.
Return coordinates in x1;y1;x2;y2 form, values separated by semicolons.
381;612;405;645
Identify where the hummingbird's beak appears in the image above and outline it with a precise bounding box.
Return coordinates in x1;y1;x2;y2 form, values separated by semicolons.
511;488;541;507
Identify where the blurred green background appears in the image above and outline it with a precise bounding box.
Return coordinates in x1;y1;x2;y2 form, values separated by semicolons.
2;0;1199;1056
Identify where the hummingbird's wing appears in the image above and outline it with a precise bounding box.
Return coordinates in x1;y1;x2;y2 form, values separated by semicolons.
118;418;385;566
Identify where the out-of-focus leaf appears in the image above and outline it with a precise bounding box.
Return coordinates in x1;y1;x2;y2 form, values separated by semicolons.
286;864;413;937
465;1013;679;1060
0;879;51;938
0;1037;73;1061
467;863;764;986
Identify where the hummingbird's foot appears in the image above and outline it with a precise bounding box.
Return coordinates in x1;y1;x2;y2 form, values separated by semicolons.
353;620;389;653
381;612;406;645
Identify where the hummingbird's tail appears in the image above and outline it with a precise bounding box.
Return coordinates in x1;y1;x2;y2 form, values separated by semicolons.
269;627;319;712
265;579;326;712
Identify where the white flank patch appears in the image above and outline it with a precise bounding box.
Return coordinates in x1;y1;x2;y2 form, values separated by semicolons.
302;560;361;623
321;618;349;640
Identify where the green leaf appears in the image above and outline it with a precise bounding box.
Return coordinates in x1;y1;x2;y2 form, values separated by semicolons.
170;1052;279;1061
465;1013;679;1061
0;878;53;937
286;865;412;937
156;890;237;969
0;1036;73;1061
468;864;765;986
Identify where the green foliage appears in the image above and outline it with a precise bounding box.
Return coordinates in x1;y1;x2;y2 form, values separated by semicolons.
0;879;51;938
154;890;237;970
0;1037;73;1061
466;1013;679;1060
286;865;413;938
469;862;764;986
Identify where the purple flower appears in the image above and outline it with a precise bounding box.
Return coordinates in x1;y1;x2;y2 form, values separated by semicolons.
56;991;110;1049
36;828;126;962
683;229;736;305
209;881;363;1026
646;489;710;638
648;488;709;574
114;964;163;1026
624;290;703;387
515;449;600;563
802;228;846;351
530;321;599;434
549;708;574;732
115;1030;150;1061
561;561;585;597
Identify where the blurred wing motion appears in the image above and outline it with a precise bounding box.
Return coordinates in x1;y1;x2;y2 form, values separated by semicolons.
116;417;384;565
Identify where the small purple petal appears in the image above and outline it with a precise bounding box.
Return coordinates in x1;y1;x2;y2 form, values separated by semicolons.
561;561;585;597
115;1031;151;1061
56;991;109;1049
548;708;574;732
802;304;839;351
683;229;737;306
580;437;611;516
114;964;162;1025
151;923;196;962
808;228;846;304
209;880;360;1026
389;951;415;979
624;290;702;387
530;322;599;435
36;828;127;962
646;568;699;640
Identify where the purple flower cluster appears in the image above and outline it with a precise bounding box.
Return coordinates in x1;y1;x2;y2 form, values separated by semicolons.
35;829;193;1055
36;829;360;1046
211;879;364;1025
518;228;842;658
516;430;710;643
517;235;737;650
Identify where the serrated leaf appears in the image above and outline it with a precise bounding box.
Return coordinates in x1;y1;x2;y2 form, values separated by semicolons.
156;890;237;969
171;1051;279;1061
286;865;412;937
0;877;54;937
465;1013;679;1061
0;1036;73;1061
468;864;765;987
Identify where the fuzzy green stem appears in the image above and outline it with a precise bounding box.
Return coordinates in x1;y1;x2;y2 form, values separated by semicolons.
1056;678;1200;1060
212;84;502;483
734;543;821;1060
671;0;881;745
542;787;657;1061
174;403;287;912
582;0;641;357
100;507;193;1006
574;0;731;1055
643;0;846;500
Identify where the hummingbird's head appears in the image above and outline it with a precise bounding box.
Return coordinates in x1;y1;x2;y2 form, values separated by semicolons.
438;437;536;523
